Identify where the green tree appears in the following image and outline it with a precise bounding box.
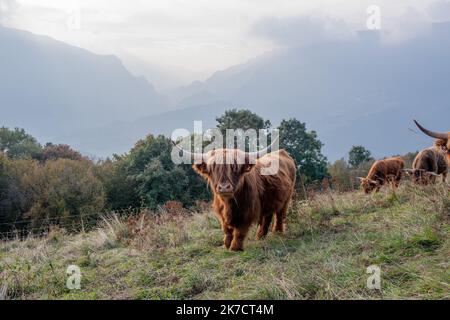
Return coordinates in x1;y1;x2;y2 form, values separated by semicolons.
0;127;42;159
20;159;105;228
348;145;373;168
36;143;85;162
94;156;141;211
136;159;192;209
0;154;29;232
278;118;328;184
216;109;271;150
0;153;14;231
216;109;271;133
0;153;8;197
108;134;210;210
0;157;105;233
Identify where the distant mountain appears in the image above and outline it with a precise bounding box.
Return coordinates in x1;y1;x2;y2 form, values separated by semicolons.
61;102;229;157
158;23;450;160
119;54;187;92
0;25;169;143
3;23;450;160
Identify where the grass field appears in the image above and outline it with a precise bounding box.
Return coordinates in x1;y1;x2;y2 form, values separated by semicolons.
1;182;449;300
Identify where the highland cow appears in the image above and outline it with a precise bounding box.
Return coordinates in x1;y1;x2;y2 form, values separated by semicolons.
358;157;405;193
414;120;450;163
407;146;448;184
174;140;296;251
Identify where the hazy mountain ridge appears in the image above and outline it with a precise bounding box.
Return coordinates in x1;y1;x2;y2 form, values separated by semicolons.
81;23;450;159
2;23;450;159
161;23;450;159
0;25;169;143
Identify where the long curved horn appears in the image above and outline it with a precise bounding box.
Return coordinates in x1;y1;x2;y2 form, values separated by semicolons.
171;140;207;161
173;133;279;162
246;135;280;159
427;172;439;177
414;120;448;140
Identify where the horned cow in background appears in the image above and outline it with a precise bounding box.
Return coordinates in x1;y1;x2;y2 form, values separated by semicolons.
406;147;448;184
414;120;450;162
358;157;405;194
410;120;449;184
174;138;296;251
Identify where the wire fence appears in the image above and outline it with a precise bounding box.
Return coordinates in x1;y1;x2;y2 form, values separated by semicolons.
0;211;104;227
0;204;195;241
0;210;131;240
0;176;367;241
0;215;97;240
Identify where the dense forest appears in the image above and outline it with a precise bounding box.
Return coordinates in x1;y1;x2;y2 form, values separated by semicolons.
0;109;417;236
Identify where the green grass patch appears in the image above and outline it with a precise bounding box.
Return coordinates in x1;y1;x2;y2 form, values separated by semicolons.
0;183;449;300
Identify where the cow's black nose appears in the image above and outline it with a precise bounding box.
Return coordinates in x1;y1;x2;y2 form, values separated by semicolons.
217;183;233;193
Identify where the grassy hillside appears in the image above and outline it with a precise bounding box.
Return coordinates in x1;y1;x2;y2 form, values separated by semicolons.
0;182;449;300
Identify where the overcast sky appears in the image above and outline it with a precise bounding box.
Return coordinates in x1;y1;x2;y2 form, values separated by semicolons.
1;0;449;83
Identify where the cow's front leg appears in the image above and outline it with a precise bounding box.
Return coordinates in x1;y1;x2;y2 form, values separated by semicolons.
395;177;401;189
222;225;233;249
218;205;234;249
230;224;250;251
256;214;272;239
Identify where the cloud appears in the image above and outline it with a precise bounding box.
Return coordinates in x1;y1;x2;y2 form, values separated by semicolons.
427;0;450;21
379;6;433;44
0;0;19;23
250;15;351;47
250;7;440;48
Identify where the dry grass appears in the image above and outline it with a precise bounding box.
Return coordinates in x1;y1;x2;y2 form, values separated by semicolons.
0;181;449;300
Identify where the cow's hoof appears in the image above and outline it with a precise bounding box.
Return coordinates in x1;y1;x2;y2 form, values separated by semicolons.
223;237;232;249
230;241;244;251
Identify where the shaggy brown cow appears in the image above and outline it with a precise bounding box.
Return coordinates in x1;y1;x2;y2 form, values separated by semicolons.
358;157;405;193
174;140;296;251
407;146;448;184
414;120;450;163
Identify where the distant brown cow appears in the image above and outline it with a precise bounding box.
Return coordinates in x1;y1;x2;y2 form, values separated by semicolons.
358;157;405;193
174;140;296;251
406;146;448;184
414;120;450;163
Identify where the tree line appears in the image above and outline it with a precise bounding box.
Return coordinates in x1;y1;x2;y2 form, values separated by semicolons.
0;109;392;236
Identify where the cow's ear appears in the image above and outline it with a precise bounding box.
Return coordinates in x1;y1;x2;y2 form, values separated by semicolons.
193;163;209;176
243;163;255;173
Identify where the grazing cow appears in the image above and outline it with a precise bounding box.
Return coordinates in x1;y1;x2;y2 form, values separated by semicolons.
358;157;405;193
414;120;450;163
406;147;448;184
174;139;296;251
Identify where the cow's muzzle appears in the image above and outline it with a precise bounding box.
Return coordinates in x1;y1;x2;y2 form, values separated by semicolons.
217;183;233;195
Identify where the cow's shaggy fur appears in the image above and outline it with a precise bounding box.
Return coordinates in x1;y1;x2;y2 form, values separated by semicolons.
411;146;448;184
193;149;296;251
359;157;405;193
414;120;450;163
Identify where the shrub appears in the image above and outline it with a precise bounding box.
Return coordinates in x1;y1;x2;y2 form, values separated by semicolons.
36;143;85;162
13;159;105;232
